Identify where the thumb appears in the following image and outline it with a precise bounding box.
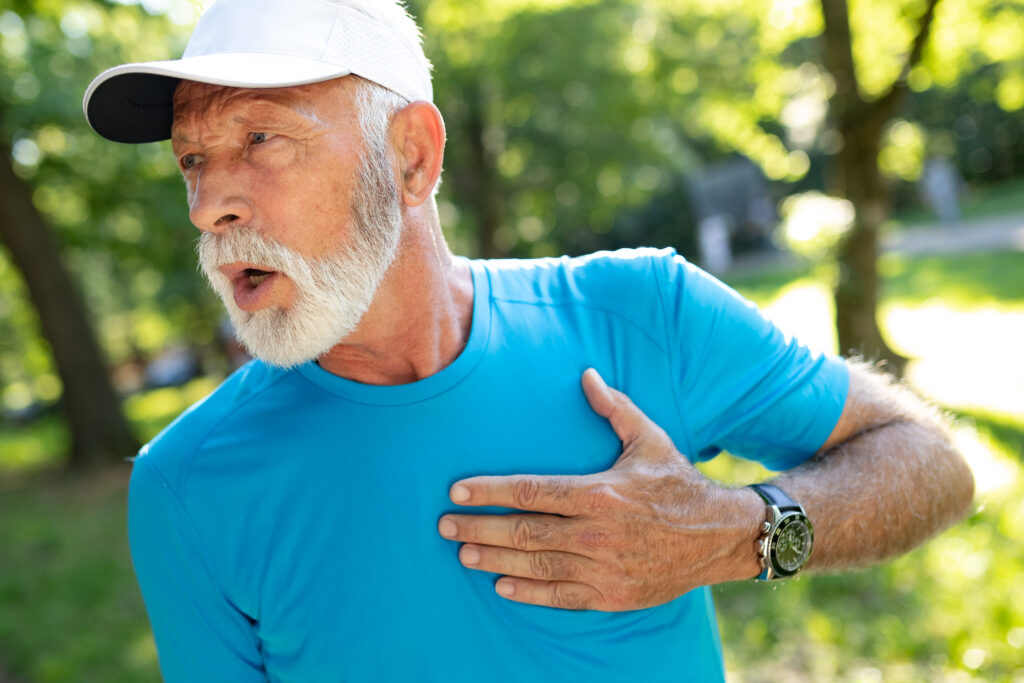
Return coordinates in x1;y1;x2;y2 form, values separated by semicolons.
581;368;658;446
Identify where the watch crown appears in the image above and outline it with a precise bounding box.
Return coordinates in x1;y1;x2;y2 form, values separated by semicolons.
760;520;771;533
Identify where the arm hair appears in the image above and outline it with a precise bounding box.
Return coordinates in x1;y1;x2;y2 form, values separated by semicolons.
769;359;975;572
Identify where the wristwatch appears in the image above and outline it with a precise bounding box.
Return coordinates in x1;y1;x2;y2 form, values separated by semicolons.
749;483;814;581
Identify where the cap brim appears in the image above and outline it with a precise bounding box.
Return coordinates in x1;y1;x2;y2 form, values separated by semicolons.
83;53;352;144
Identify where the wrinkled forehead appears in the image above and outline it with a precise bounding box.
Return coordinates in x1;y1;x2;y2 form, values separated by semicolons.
171;77;358;138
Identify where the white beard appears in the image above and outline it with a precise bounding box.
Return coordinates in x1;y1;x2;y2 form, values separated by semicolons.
196;143;402;369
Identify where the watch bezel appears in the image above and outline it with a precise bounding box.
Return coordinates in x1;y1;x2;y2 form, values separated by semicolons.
767;511;814;578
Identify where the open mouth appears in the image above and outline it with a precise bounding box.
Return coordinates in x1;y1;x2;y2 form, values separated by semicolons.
245;268;273;287
217;263;284;311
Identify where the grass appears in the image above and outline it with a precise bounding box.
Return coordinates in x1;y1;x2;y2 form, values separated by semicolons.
0;250;1022;681
0;468;160;683
880;251;1024;308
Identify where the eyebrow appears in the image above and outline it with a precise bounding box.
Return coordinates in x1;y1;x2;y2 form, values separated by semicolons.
171;97;316;145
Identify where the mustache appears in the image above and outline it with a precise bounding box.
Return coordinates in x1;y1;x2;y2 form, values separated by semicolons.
196;227;303;277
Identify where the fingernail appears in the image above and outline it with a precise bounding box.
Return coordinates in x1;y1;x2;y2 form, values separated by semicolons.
439;518;457;538
450;484;470;503
496;579;515;597
585;367;605;386
460;545;480;565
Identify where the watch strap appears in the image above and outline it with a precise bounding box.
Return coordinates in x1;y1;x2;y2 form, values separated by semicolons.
749;483;801;512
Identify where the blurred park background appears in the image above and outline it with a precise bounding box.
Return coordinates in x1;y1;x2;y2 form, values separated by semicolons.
0;0;1022;680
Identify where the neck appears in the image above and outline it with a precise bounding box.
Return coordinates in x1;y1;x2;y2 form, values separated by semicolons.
316;209;473;385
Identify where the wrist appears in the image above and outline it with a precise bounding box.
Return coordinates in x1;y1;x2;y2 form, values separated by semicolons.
748;483;815;580
720;485;768;582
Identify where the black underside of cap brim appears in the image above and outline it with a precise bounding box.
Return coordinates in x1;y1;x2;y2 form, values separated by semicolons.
88;73;180;144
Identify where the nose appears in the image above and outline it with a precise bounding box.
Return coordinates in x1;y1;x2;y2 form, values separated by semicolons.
187;160;255;234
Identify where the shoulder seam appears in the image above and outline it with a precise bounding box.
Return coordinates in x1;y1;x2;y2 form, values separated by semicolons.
178;367;296;497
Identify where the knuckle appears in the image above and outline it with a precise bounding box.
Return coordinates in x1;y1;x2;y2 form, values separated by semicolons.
510;518;535;550
531;552;579;581
512;478;540;508
551;584;588;610
529;552;554;579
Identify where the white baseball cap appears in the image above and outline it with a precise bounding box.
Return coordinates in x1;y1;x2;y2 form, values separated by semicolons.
83;0;433;144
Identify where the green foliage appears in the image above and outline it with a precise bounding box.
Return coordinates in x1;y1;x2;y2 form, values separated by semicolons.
425;0;710;257
0;0;223;411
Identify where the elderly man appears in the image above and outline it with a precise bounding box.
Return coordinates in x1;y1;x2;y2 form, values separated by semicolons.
84;0;973;680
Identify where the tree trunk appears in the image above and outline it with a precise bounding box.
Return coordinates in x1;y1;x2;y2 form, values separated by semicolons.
0;145;138;467
820;0;940;373
832;124;906;371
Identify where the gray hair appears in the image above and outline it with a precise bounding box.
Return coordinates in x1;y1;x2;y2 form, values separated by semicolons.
352;77;442;197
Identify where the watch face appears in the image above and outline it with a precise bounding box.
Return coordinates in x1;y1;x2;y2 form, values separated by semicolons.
772;514;813;576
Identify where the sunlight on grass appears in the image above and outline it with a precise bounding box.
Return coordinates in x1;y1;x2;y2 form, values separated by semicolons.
741;280;1024;424
886;304;1024;419
884;302;1024;359
757;279;838;355
950;421;1019;498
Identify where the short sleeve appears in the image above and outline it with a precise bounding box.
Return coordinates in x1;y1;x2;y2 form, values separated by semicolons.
653;252;849;471
128;457;265;682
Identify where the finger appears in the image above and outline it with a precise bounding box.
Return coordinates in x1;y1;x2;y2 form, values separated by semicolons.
439;513;574;551
493;577;603;611
449;474;586;514
459;544;592;582
581;368;659;444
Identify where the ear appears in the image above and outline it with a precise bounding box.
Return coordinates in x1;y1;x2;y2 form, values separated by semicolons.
390;101;446;207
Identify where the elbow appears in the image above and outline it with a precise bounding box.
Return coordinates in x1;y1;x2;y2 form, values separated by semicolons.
948;443;976;522
924;419;976;528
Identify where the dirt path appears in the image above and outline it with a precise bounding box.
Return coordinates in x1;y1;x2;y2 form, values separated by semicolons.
726;210;1024;275
883;212;1024;255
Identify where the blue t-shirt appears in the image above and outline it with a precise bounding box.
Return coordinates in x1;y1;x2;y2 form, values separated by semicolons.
129;248;848;682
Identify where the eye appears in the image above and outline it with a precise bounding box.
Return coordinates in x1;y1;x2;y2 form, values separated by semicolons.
180;154;198;170
249;132;268;144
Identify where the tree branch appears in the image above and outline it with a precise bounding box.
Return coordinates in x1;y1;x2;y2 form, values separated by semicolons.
871;0;942;124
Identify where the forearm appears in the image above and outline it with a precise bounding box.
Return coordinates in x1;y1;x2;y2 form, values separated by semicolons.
443;365;975;610
769;380;975;573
